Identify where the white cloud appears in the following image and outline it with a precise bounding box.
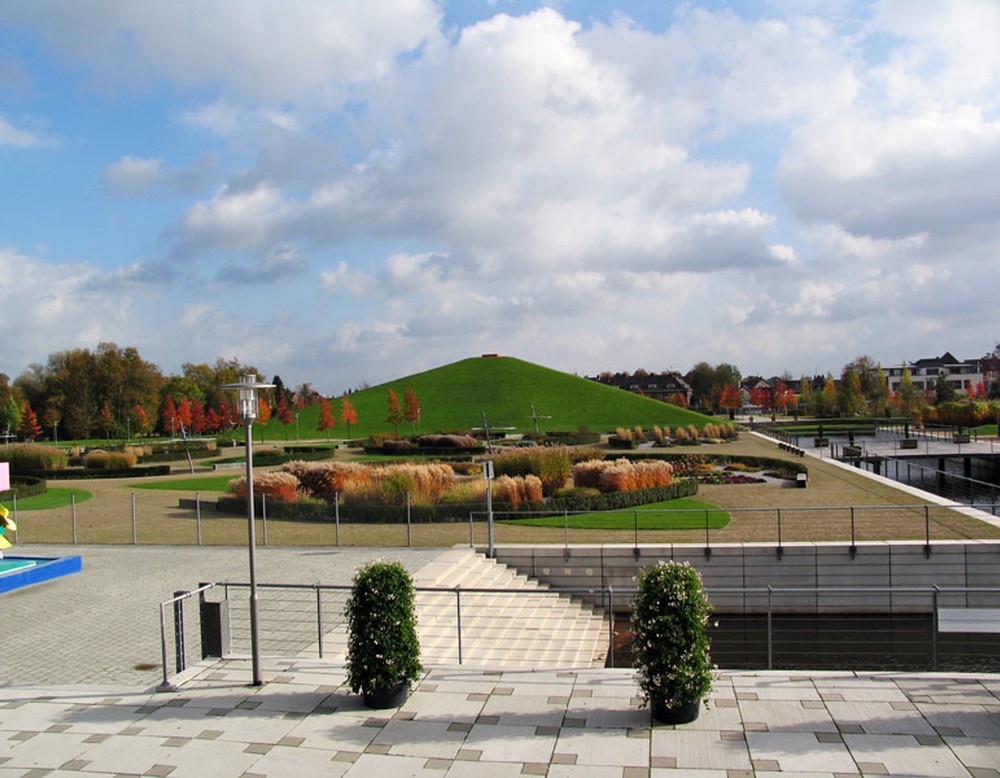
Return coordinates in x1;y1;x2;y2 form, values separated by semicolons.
0;114;55;148
4;0;443;103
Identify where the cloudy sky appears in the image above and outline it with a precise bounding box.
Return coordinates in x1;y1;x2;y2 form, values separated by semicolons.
2;0;999;394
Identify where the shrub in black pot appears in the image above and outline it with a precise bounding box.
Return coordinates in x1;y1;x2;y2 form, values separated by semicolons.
632;560;714;724
345;560;423;708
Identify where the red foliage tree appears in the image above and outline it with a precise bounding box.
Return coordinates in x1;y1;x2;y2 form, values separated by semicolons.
160;395;178;435
718;384;742;418
131;403;150;437
385;389;404;433
176;397;193;431
318;398;335;439
340;395;358;437
190;398;206;434
18;402;42;442
275;393;294;438
205;407;221;433
403;387;421;431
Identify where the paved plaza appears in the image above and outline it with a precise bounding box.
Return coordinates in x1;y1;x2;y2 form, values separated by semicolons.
1;543;1000;775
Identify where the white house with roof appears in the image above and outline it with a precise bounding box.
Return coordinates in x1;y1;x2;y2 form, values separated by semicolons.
885;352;986;395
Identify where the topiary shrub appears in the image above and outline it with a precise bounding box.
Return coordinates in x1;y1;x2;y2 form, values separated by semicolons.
632;560;714;724
345;560;422;708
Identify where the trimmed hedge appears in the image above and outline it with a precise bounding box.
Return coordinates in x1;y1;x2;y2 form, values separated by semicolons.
138;448;217;464
215;495;482;523
546;479;698;512
0;475;47;500
18;465;171;480
362;444;486;457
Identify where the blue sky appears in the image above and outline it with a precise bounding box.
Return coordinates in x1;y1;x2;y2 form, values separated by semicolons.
2;0;999;394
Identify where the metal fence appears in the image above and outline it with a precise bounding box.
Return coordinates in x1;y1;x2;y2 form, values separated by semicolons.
9;490;996;551
157;582;1000;691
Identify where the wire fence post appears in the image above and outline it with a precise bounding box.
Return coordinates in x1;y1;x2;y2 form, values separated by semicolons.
704;509;711;558
633;510;639;557
71;493;77;544
131;493;138;545
931;586;939;670
776;508;783;559
335;492;340;546
262;493;268;547
195;492;202;546
767;585;774;670
10;494;17;542
407;491;412;547
455;586;463;665
924;505;931;558
849;506;856;558
607;586;615;669
316;586;324;659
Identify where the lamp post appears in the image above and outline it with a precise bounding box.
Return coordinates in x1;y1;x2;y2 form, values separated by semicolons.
222;374;274;686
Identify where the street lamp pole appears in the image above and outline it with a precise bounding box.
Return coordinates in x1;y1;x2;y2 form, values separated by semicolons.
222;374;274;687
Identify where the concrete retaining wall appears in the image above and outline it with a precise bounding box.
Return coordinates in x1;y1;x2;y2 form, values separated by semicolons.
491;541;1000;613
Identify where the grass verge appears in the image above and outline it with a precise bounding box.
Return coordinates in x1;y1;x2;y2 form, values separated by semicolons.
3;488;94;511
501;498;729;530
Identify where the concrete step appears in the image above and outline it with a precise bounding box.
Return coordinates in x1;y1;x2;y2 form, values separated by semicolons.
297;547;609;669
411;548;608;669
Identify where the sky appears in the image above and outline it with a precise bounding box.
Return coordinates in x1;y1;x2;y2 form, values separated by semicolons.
2;0;999;395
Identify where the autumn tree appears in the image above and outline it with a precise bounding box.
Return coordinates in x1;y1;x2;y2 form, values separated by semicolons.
176;397;193;432
18;402;41;441
275;393;294;438
318;398;335;440
386;389;404;433
403;387;421;431
340;396;358;438
131;403;151;437
256;395;272;427
160;395;178;435
97;402;116;438
718;384;742;419
820;374;839;416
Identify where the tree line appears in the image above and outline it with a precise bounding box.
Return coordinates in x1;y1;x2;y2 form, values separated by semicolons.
0;343;328;442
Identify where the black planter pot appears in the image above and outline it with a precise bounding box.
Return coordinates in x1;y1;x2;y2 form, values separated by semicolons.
651;698;701;725
363;681;409;709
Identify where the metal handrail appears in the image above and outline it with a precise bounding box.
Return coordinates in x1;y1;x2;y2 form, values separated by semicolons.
157;581;1000;690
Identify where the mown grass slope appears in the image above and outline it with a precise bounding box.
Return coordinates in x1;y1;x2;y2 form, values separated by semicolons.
266;355;712;440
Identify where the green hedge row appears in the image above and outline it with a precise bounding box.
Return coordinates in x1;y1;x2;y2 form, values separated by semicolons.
138;448;217;464
0;475;47;500
362;445;486;457
214;495;481;523
18;465;171;480
546;479;699;512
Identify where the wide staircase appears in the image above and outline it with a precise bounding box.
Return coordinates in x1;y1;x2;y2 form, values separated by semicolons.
411;548;609;668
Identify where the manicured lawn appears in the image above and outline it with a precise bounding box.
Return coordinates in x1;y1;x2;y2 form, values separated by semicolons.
501;498;729;530
3;488;93;511
130;475;237;492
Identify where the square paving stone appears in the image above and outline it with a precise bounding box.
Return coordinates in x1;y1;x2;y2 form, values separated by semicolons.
746;731;856;774
844;733;969;776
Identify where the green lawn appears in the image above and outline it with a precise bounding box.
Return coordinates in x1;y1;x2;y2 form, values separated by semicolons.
500;498;730;530
2;488;94;511
130;475;237;492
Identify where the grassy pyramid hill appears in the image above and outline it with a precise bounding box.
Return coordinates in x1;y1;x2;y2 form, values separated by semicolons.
273;355;712;441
